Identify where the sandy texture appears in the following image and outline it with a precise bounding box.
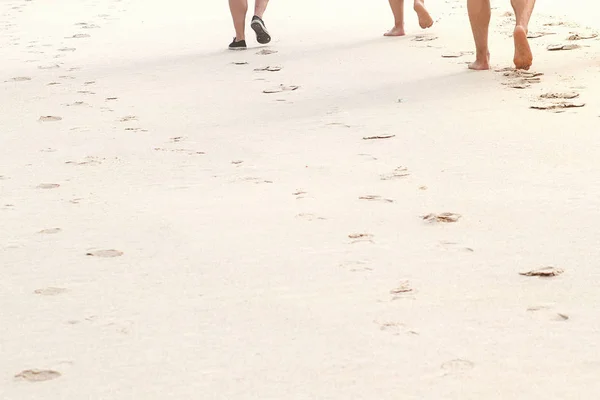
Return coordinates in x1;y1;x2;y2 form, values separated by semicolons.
1;0;600;398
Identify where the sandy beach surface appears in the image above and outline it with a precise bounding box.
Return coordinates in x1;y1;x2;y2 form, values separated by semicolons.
1;0;599;398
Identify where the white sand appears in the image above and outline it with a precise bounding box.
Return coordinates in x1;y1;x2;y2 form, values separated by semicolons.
1;0;600;398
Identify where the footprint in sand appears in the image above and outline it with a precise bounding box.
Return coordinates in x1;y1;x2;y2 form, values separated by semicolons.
37;183;60;189
499;69;543;89
547;43;580;51
437;241;474;253
519;266;564;278
70;127;91;132
339;260;373;272
567;33;598;41
378;321;419;336
292;190;306;199
64;101;90;107
390;281;414;297
38;64;61;70
348;233;374;244
38;116;62;122
325;122;352;128
527;305;569;322
543;21;579;28
412;35;438;42
39;228;62;234
441;51;473;59
527;31;556;39
86;249;124;258
15;369;61;382
540;92;580;100
119;115;138;122
440;359;475;375
362;134;395;140
256;49;277;55
421;213;462;223
76;22;100;29
380;166;410;180
254;66;282;72
77;90;95;95
263;84;299;94
58;47;76;52
66;156;103;166
34;287;68;296
153;147;204;155
530;101;585;112
66;33;90;39
295;213;326;221
9;76;31;82
106;97;118;101
359;195;394;203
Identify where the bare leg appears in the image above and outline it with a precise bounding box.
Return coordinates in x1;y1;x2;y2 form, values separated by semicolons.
384;0;406;36
413;0;433;29
511;0;536;69
254;0;269;18
467;0;491;70
229;0;248;41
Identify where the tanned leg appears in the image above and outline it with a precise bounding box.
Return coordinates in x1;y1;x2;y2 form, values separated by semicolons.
511;0;536;69
384;0;406;36
229;0;248;41
467;0;491;70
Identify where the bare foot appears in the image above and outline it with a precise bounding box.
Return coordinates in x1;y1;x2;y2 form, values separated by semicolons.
468;53;490;70
513;25;533;70
414;1;434;29
384;26;405;36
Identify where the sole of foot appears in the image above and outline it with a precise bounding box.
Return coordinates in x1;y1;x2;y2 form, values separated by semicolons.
414;1;434;29
513;26;533;70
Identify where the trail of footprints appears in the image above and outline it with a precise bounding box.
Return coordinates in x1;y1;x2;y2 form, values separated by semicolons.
231;48;301;101
433;10;597;113
288;12;581;372
6;0;587;385
3;0;137;384
496;12;596;112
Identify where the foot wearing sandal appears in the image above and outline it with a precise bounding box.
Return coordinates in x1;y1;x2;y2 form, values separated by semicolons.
228;37;247;50
251;15;271;44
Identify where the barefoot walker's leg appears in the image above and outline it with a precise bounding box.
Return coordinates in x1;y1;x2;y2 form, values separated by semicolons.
413;0;434;29
510;0;536;69
385;0;406;36
228;0;248;49
251;0;271;44
467;0;491;70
